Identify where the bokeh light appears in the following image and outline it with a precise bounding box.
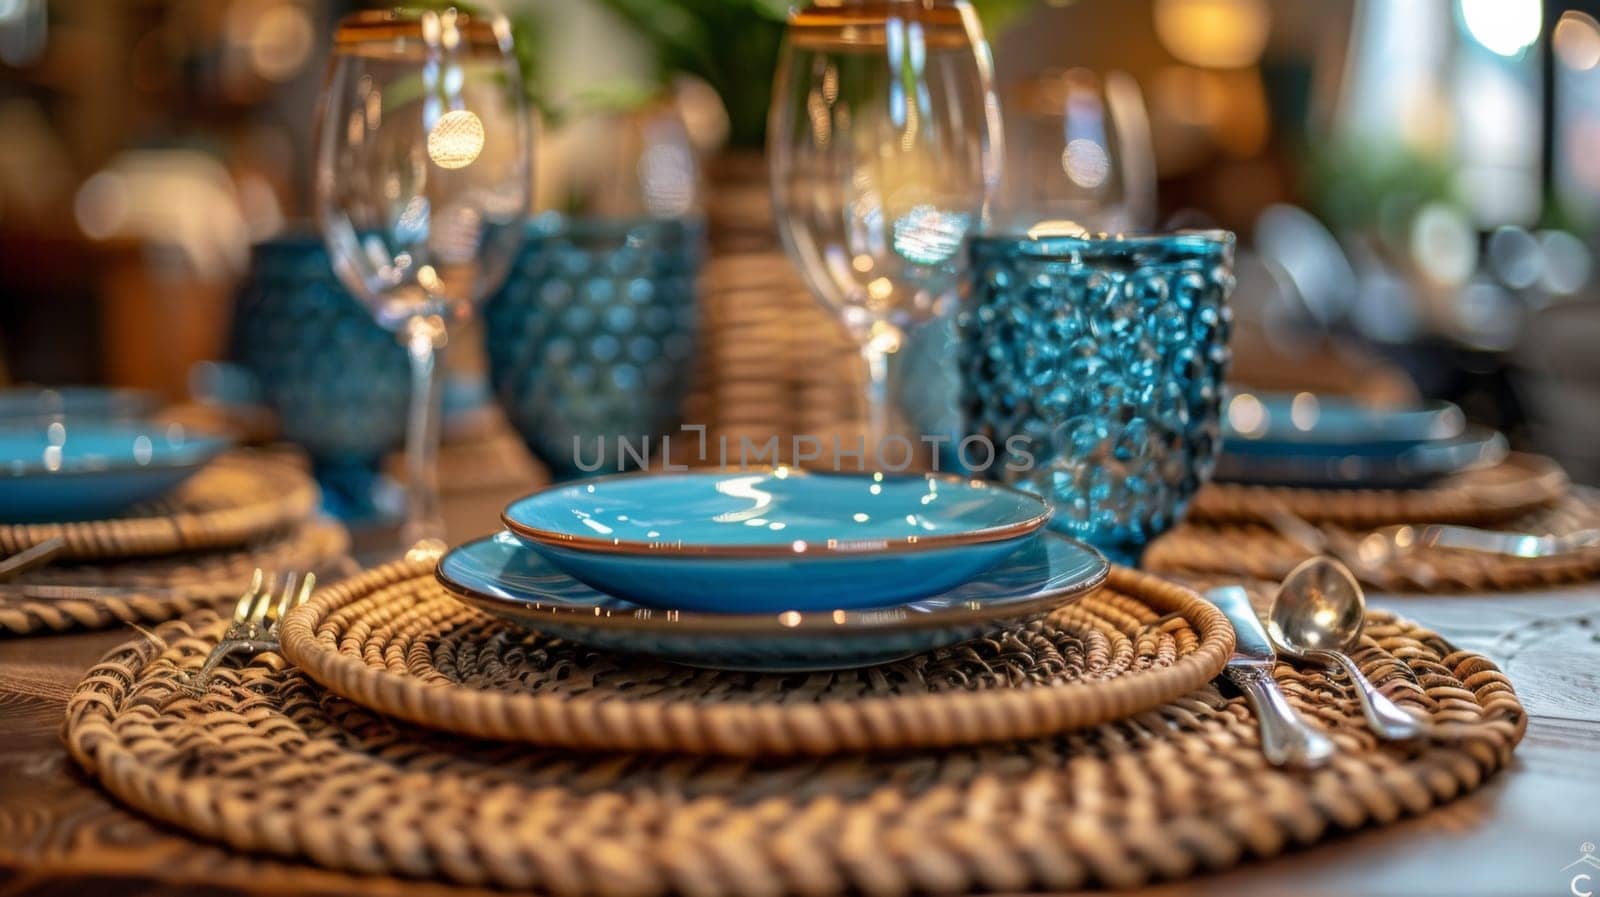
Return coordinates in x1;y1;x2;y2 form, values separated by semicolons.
1411;203;1477;287
1554;11;1600;71
1459;0;1541;58
427;109;486;169
1152;0;1271;69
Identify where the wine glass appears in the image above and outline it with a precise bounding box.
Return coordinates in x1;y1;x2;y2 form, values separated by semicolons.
768;0;1001;454
315;7;529;554
992;68;1156;236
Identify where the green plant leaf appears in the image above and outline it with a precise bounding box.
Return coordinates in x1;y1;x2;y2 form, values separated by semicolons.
593;0;1038;148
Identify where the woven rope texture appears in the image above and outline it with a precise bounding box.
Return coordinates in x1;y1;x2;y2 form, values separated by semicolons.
67;584;1524;895
280;561;1233;756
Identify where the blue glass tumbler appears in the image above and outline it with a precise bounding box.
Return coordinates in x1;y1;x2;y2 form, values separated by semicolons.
484;214;702;480
957;231;1235;564
230;234;410;520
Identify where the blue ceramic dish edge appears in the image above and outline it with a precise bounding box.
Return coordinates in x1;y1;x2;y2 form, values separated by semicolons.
499;467;1054;559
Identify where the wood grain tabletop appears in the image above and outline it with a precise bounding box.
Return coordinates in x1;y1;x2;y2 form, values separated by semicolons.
2;484;1597;897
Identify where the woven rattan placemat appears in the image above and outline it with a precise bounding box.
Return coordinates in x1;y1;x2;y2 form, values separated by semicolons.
279;561;1233;756
0;518;349;635
1148;490;1600;592
1191;453;1568;528
0;452;320;561
66;580;1524;894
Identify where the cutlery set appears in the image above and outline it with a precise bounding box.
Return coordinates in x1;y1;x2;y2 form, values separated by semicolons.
1207;556;1428;768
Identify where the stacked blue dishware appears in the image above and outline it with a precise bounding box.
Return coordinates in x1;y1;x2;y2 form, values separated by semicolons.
434;467;1110;671
1214;391;1506;489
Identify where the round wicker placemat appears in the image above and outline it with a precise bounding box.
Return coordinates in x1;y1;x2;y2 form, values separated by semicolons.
0;452;320;561
279;560;1233;757
0;518;349;635
1191;453;1568;528
1148;490;1600;592
66;582;1524;895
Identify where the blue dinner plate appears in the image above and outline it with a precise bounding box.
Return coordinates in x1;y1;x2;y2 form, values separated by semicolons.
0;387;159;424
1222;391;1465;448
1215;425;1507;489
0;424;232;523
501;468;1053;611
436;529;1108;671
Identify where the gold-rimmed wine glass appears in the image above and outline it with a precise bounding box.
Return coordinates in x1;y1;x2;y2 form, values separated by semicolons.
314;7;530;554
768;0;1001;453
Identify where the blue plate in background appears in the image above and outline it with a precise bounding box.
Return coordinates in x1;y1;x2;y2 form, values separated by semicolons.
0;424;232;522
0;387;159;424
1215;424;1507;489
1222;392;1465;448
436;529;1107;671
500;468;1053;611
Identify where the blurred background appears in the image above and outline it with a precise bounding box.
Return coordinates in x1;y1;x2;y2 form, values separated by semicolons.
2;0;1599;487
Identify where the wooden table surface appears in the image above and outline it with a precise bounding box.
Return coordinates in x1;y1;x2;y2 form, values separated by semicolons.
2;483;1598;897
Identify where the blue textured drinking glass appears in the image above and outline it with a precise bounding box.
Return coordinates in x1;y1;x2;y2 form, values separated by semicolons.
957;231;1235;564
484;214;702;480
230;235;410;520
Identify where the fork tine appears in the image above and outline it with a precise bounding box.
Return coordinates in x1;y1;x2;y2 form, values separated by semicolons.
270;580;293;624
248;573;281;626
295;571;316;608
271;571;308;623
232;569;266;622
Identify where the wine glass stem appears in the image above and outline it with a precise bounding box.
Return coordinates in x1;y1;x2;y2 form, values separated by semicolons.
400;317;446;550
861;342;891;460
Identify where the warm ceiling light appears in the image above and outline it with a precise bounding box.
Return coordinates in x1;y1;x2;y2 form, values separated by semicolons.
1152;0;1271;70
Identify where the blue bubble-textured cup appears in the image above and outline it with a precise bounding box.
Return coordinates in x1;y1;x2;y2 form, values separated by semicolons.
230;235;410;518
484;215;703;480
958;231;1235;564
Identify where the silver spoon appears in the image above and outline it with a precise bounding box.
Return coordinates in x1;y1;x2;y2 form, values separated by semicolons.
1268;557;1427;741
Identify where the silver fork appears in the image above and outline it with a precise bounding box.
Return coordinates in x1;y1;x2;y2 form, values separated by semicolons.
1264;510;1376;575
183;569;316;691
0;536;67;582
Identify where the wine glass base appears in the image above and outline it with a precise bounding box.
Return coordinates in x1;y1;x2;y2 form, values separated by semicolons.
405;539;448;564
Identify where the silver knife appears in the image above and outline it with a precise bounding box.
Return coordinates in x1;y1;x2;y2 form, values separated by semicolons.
1206;586;1336;768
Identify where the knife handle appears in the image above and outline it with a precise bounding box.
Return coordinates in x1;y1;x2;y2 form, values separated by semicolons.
1227;666;1336;768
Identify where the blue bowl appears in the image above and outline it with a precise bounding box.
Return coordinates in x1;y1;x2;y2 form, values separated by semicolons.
0;424;232;522
959;230;1235;565
500;468;1052;611
484;214;702;480
437;529;1107;671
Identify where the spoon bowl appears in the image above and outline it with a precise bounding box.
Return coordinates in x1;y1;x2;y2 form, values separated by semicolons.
1270;557;1427;740
1269;557;1367;657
